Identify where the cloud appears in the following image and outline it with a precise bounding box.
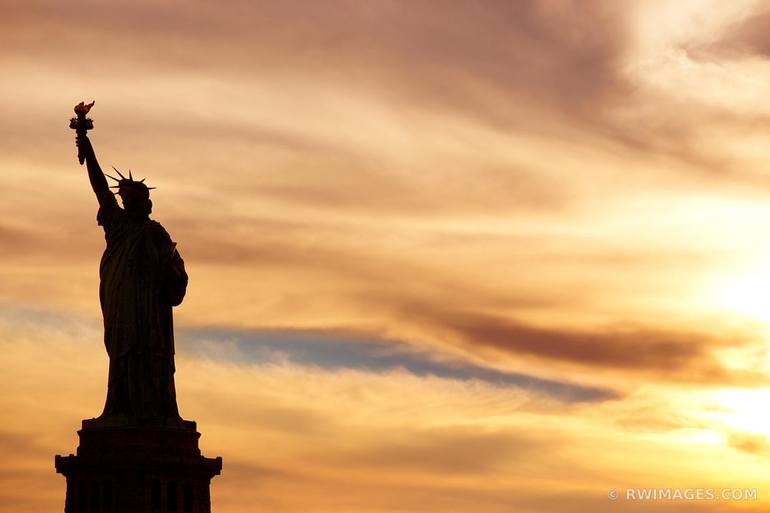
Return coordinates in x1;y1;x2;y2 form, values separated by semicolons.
684;6;770;59
443;310;723;370
4;0;770;188
375;301;759;385
727;431;770;455
182;326;616;402
333;426;553;475
0;222;40;257
2;1;629;108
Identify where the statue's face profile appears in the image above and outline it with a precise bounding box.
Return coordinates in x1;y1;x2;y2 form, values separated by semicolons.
118;187;151;216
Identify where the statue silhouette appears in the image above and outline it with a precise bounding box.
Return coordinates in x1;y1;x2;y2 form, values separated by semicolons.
56;103;220;513
73;103;188;426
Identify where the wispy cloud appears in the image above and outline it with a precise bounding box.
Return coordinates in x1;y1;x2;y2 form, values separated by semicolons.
182;326;616;402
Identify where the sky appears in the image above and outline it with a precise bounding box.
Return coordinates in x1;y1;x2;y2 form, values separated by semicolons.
5;0;770;511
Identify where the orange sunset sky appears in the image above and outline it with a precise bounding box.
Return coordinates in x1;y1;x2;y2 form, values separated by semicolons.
5;1;770;512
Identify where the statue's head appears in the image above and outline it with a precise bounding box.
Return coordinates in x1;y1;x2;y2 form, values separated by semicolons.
106;168;155;217
118;181;153;216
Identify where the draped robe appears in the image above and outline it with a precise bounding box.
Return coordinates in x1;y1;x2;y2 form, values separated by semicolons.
96;195;188;423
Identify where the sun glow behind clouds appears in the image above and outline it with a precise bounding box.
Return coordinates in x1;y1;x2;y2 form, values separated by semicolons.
714;257;770;325
709;388;770;443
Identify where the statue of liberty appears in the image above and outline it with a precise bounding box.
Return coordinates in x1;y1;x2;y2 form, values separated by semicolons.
71;101;188;426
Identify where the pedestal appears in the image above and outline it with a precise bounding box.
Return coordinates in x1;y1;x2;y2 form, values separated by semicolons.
55;419;222;513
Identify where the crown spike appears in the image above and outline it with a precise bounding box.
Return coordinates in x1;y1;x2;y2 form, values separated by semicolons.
111;166;126;179
109;185;121;189
139;178;146;183
128;169;133;180
104;174;121;182
147;187;157;190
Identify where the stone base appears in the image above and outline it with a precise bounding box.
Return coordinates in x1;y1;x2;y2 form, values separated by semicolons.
55;419;222;513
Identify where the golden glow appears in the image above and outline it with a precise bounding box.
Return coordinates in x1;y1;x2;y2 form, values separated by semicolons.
712;389;770;436
714;258;770;324
5;1;770;512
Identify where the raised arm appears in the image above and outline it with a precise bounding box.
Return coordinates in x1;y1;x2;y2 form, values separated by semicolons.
76;134;115;207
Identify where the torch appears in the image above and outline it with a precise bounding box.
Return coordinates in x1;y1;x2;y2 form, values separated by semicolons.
69;101;95;165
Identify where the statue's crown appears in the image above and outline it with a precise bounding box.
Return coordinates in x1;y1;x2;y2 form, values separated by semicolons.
105;167;155;197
